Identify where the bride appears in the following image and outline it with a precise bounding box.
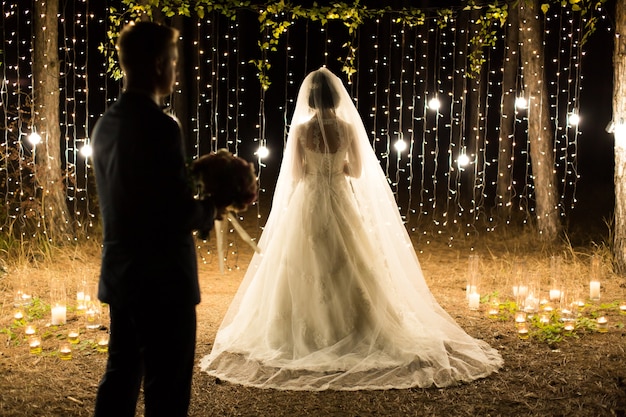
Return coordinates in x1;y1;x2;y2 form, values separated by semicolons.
199;68;503;391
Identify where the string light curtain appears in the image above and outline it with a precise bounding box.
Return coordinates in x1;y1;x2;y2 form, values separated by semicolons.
0;2;604;249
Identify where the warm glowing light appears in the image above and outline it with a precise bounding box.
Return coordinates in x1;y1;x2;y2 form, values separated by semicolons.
427;97;441;111
515;96;528;110
614;123;626;149
256;145;269;159
80;143;93;158
28;132;42;146
567;112;580;126
394;139;407;153
457;153;470;168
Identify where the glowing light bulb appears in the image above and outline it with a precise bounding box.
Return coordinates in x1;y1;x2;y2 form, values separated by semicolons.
457;153;470;168
256;145;269;159
28;132;42;146
427;97;441;111
80;143;93;158
515;97;528;110
568;112;580;126
394;139;407;152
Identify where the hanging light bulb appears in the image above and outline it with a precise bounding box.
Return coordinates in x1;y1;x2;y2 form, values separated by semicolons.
394;139;407;153
567;112;580;126
80;143;93;158
515;96;528;110
427;97;441;111
256;145;269;159
28;131;42;146
457;152;470;168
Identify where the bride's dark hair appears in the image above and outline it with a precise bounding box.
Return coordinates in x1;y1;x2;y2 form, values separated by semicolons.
308;70;340;110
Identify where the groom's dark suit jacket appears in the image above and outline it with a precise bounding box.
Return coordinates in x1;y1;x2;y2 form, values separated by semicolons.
92;91;213;307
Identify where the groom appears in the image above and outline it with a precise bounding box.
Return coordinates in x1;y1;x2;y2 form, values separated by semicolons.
91;22;228;417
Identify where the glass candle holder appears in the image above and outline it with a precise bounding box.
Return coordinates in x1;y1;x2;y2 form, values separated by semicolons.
596;316;608;333
466;255;480;300
59;342;72;360
539;313;550;325
487;299;499;319
549;288;562;303
514;311;527;328
85;301;102;330
517;322;530;340
24;325;36;336
51;303;67;326
619;302;626;315
589;280;601;301
76;291;86;315
68;327;80;344
50;281;67;325
14;288;32;307
29;335;42;354
468;292;480;311
563;322;575;333
96;332;109;353
13;309;24;320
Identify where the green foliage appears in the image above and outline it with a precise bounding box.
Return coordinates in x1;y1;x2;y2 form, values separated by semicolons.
26;297;48;320
530;315;565;344
101;0;607;88
541;0;608;45
464;1;508;77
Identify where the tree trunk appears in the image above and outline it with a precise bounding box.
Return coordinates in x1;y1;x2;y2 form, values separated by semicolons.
496;1;519;218
33;0;69;241
613;0;626;274
518;0;560;239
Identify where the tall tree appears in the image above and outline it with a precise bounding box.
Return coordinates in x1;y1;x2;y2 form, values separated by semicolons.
518;0;560;239
613;0;626;273
33;0;69;241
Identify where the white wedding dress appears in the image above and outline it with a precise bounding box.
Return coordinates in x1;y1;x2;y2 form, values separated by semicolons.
200;68;502;391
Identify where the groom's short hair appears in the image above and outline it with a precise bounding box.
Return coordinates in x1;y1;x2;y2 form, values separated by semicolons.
116;21;178;81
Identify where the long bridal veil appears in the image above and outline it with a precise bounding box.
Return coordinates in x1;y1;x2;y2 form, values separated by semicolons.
200;67;503;390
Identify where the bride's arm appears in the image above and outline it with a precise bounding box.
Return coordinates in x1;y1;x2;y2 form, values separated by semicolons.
343;125;362;178
292;124;305;180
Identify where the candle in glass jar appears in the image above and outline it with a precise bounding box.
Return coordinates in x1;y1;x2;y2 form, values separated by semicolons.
517;323;530;340
29;336;42;354
59;342;72;360
76;291;86;313
620;302;626;314
468;293;480;310
549;289;561;302
563;322;575;332
589;281;601;301
68;329;80;344
51;305;67;325
96;333;109;353
596;316;608;333
539;313;550;325
13;309;24;320
25;325;36;336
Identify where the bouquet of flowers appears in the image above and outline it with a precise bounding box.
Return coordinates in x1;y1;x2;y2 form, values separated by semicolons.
191;148;258;214
191;149;260;268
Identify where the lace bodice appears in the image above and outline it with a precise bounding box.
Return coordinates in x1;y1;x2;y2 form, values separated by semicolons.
297;117;351;177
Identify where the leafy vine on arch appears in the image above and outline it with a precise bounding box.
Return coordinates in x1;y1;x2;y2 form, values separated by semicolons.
100;0;606;89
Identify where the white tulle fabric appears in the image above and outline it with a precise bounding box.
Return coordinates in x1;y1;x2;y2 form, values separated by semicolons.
199;68;503;390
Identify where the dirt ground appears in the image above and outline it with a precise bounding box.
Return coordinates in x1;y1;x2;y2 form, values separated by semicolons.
0;223;625;417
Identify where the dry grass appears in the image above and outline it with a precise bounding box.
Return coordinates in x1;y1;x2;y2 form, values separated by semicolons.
0;225;625;417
